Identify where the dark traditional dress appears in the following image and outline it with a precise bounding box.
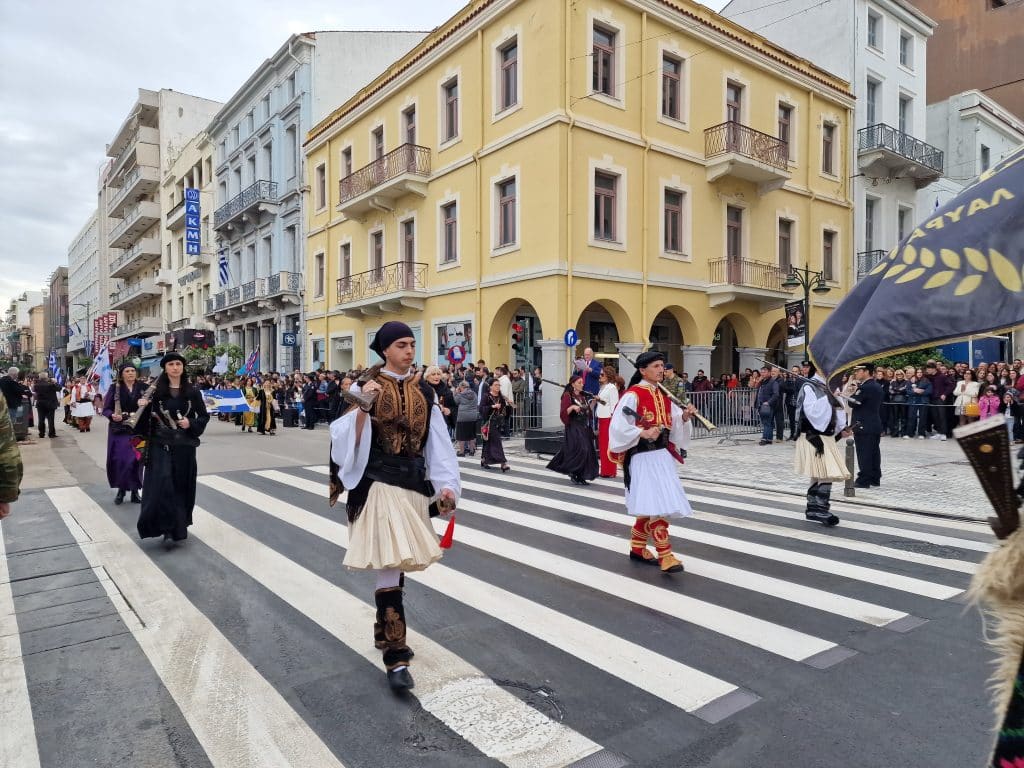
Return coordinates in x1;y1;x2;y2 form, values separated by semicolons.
102;381;145;492
546;391;599;483
256;387;277;434
135;387;210;542
479;392;509;467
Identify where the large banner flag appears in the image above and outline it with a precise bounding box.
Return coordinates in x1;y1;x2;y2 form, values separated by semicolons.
810;146;1024;376
88;344;114;396
201;389;255;413
47;350;64;387
212;352;230;374
237;346;260;376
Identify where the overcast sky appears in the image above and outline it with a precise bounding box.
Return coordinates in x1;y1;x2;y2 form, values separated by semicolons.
0;0;729;308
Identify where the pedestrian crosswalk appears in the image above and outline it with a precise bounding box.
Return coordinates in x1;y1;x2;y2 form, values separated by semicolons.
1;456;991;768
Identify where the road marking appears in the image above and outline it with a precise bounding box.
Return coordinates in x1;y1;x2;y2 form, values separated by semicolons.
258;470;844;660
46;487;347;768
202;475;750;719
188;503;603;767
0;521;42;768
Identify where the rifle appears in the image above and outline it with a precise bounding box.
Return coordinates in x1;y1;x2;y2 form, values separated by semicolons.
755;358;847;407
618;354;717;431
540;378;605;405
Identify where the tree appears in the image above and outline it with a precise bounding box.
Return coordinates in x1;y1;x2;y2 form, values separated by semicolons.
181;343;243;374
873;348;948;370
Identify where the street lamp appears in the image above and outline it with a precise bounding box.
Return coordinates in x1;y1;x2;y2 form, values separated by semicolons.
71;300;92;371
781;265;831;359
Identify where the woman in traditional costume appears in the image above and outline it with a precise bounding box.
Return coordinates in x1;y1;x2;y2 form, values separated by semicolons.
102;364;145;505
478;378;510;471
256;379;277;435
547;374;599;485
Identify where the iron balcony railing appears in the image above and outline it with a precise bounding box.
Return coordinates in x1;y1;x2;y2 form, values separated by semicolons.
857;124;944;173
705;121;789;171
708;257;786;291
266;271;301;295
214;180;278;228
338;143;431;203
166;317;192;331
337;261;427;303
107;166;144;212
241;280;258;301
110;201;158;242
109;241;147;274
856;249;888;278
205;271;301;314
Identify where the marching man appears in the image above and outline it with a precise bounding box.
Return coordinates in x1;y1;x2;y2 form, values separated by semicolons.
329;321;460;692
609;351;696;574
794;359;850;526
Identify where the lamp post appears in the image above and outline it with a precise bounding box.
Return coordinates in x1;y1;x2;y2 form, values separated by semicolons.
781;265;832;360
71;300;91;371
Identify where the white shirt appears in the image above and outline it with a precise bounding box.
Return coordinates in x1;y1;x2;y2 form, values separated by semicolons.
609;385;692;453
798;376;847;433
498;374;513;402
595;382;619;418
329;369;461;502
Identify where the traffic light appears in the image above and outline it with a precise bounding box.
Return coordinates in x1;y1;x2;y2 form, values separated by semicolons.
511;322;523;353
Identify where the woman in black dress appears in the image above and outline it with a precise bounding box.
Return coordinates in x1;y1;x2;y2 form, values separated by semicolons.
134;352;210;548
546;374;599;485
256;379;277;435
479;378;510;471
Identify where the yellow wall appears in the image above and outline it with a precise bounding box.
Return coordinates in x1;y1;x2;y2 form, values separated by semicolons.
304;0;854;374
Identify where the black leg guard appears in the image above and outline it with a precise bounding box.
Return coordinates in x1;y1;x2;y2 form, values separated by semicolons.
805;482;820;514
373;574;406;649
374;587;415;691
805;482;839;526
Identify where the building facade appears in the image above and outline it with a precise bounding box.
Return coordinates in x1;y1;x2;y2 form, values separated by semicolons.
721;0;943;281
205;31;425;372
45;267;69;372
5;291;45;365
27;303;47;371
67;207;102;369
104;88;222;370
912;0;1024;122
305;0;855;424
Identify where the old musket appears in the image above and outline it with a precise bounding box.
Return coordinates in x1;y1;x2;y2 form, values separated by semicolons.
618;354;718;431
124;381;159;428
540;378;606;405
754;357;851;405
341;363;385;411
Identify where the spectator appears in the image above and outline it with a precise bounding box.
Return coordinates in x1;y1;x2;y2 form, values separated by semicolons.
691;369;714;393
906;367;932;439
888;368;909;438
662;364;687;402
0;389;24;520
453;381;478;457
576;348;603;395
0;367;30;442
33;371;60;439
754;366;781;446
979;385;1001;420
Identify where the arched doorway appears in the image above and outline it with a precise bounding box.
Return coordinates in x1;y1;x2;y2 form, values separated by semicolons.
766;318;789;367
647;306;698;371
711;318;739;378
486;298;544;370
576;299;636;365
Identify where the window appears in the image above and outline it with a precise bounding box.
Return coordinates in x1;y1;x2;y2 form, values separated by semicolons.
402;219;415;264
339;243;352;292
497;178;517;247
285;126;297;179
726;206;743;260
866;80;878;126
262;143;272;180
403;107;416;146
231;125;239;147
726;82;743;124
823;231;836;281
499;38;518;111
594;171;617;241
822;123;835;175
661;55;682;120
246;111;254;135
899;33;912;67
778;104;793;159
370;232;383;282
981;144;991;172
314;253;325;297
315;164;326;209
865;197;876;252
442;202;458;263
372;127;384;160
246;155;256;185
778;219;793;271
898;95;910;134
261;94;271;120
442;78;459;142
593;26;616;97
867;11;881;50
287;73;296;101
664;190;684;253
898;206;911;242
342;147;352;178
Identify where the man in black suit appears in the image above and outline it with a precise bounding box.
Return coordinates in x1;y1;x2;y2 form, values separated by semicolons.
850;362;884;488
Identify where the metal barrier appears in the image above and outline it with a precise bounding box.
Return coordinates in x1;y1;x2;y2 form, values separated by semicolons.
687;388;763;440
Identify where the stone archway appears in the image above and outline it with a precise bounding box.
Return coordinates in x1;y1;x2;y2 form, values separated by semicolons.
575;299;636;359
648;305;698;372
486;297;545;370
766;318;789;367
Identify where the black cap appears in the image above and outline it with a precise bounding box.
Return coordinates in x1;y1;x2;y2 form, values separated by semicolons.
159;352;186;368
369;321;414;358
635;351;666;369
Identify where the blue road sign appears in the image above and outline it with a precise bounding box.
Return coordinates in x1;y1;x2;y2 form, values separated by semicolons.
564;329;578;347
282;332;297;347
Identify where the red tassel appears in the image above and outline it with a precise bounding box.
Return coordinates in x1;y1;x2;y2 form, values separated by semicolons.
439;515;456;549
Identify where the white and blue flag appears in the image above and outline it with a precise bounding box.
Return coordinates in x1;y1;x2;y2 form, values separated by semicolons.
200;389;255;413
218;251;230;288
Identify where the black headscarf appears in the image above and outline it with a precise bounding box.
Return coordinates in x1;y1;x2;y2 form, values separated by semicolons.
369;321;414;358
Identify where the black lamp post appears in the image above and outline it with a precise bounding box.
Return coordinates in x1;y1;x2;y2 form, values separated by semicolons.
781;265;832;359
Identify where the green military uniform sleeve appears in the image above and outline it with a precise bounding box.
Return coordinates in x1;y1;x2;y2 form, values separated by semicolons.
0;394;24;502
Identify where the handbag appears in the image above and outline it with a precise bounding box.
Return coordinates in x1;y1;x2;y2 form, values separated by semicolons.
759;402;773;418
965;401;981;417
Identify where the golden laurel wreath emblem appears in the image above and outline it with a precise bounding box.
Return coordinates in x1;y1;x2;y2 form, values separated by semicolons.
869;245;1023;296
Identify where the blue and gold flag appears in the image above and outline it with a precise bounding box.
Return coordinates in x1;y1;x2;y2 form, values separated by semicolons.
810;146;1024;375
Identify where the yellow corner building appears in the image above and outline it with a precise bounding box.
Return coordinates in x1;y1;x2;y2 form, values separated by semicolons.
303;0;854;399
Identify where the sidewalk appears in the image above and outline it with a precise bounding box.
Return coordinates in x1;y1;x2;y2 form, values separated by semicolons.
506;433;1000;522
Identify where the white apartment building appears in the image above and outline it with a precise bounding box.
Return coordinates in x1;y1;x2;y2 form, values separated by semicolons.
104;88;221;370
205;31;424;372
162;131;217;353
66;209;101;369
721;0;943;281
3;291;45;364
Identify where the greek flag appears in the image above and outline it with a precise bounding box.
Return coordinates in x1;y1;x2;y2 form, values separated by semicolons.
200;389;255;413
218;250;230;287
47;351;64;387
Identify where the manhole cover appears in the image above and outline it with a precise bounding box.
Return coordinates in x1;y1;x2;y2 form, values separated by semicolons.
887;540;966;559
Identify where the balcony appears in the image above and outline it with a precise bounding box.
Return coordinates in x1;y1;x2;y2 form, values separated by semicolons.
204;271;301;319
706;257;792;310
166;198;188;231
857;124;943;188
107;164;160;217
109;237;161;278
336;261;427;317
337;143;430;218
110;126;160;180
213;180;278;231
857;249;888;279
110;200;160;249
154;268;174;287
187;249;211;268
705;121;791;194
109;276;161;311
112;317;163;341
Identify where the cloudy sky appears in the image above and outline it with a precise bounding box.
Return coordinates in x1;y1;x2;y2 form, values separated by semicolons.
0;0;729;307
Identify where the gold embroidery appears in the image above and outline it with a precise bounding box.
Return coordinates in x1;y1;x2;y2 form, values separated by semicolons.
382;606;406;644
373;375;430;455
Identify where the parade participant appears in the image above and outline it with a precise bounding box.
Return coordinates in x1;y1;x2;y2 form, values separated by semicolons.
134;352;210;548
479;378;510;472
608;351;695;573
71;377;97;432
256;379;277;435
849;362;883;488
547;374;599;486
240;377;257;432
596;367;620;478
101;364;145;505
794;360;850;526
329;321;459;692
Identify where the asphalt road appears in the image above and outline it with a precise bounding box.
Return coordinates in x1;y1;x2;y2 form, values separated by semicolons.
0;419;997;767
